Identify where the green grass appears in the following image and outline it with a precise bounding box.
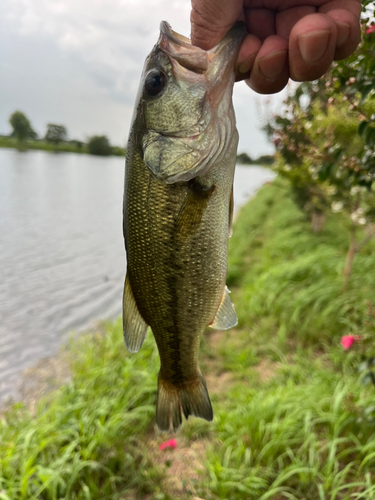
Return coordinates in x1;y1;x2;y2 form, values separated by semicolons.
192;179;375;499
228;179;375;345
2;179;375;499
0;322;168;500
194;350;375;499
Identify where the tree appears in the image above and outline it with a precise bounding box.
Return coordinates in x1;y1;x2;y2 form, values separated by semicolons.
266;2;375;287
256;155;274;165
9;111;37;142
87;135;112;156
45;124;67;146
69;140;84;150
237;152;253;164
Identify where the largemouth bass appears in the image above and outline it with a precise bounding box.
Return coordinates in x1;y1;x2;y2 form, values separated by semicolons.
123;21;246;431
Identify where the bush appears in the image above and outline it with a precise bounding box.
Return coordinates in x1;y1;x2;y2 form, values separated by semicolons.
87;135;112;156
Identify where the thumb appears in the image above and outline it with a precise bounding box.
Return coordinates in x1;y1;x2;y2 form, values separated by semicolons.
190;0;243;49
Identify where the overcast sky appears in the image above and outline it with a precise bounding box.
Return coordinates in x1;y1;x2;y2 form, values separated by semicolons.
0;0;287;157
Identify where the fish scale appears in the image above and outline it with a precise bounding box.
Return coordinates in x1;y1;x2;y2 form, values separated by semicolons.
123;21;246;431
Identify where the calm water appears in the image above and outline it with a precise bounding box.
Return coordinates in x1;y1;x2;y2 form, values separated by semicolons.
0;148;274;402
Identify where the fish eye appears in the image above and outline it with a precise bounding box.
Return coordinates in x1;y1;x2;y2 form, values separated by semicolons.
144;69;166;97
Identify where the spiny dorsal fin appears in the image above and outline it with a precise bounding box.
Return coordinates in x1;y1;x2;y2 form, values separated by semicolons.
209;286;238;330
123;273;148;353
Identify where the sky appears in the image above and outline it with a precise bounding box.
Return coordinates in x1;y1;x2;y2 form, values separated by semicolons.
0;0;288;157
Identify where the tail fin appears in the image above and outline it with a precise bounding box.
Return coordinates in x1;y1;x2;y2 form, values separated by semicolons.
156;372;213;432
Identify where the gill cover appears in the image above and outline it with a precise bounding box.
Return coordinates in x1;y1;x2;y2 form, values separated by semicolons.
140;21;246;183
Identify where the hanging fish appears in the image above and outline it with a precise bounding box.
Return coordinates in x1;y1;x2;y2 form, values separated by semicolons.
123;21;246;431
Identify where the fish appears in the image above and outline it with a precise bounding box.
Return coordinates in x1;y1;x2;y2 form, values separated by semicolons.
122;21;246;431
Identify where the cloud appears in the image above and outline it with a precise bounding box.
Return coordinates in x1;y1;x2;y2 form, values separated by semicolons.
0;0;282;153
3;0;191;101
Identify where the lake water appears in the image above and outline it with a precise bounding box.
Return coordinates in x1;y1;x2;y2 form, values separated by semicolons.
0;148;275;402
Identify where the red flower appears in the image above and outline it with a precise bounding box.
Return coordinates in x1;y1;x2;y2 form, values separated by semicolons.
341;335;361;350
159;439;177;451
366;24;375;35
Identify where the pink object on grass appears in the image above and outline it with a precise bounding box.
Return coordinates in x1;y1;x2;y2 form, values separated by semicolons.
341;335;360;350
159;439;177;451
366;25;375;35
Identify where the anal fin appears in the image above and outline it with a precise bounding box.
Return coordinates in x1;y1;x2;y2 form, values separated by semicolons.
209;286;238;330
123;273;148;353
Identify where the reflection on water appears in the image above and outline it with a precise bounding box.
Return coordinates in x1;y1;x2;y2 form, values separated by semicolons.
0;148;275;402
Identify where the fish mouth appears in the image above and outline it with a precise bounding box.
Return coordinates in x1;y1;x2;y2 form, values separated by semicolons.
159;21;192;47
159;20;247;51
158;21;247;75
158;21;208;73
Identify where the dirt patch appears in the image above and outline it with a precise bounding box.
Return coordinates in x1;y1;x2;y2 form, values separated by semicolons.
202;330;236;394
205;371;234;395
206;330;224;350
148;436;208;498
253;359;279;383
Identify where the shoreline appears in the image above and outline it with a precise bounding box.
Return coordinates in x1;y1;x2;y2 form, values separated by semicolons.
2;320;111;413
0;140;273;165
0;138;126;156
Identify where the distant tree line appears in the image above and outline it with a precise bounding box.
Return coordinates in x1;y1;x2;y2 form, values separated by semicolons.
236;151;274;166
5;110;126;157
6;110;275;163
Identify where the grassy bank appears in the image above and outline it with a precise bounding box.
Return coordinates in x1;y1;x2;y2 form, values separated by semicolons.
2;180;375;499
0;137;126;156
195;181;375;499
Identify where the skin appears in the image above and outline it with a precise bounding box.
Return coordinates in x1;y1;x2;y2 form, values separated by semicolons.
190;0;362;94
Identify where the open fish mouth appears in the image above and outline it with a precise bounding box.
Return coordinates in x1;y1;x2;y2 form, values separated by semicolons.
158;20;247;78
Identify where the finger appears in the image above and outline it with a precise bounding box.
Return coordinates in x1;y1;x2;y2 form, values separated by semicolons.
325;9;361;60
246;35;289;94
318;1;361;60
243;8;276;40
235;34;262;81
276;6;317;40
190;0;243;49
288;13;337;82
318;0;362;18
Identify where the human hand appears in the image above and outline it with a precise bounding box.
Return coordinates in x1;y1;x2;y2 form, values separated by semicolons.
190;0;362;94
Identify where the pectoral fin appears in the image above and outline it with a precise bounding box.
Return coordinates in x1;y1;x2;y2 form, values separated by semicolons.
123;274;148;353
176;180;215;240
209;286;238;330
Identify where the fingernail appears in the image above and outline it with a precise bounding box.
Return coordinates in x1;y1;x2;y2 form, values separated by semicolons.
238;53;257;75
336;21;350;46
258;50;287;81
298;30;330;63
